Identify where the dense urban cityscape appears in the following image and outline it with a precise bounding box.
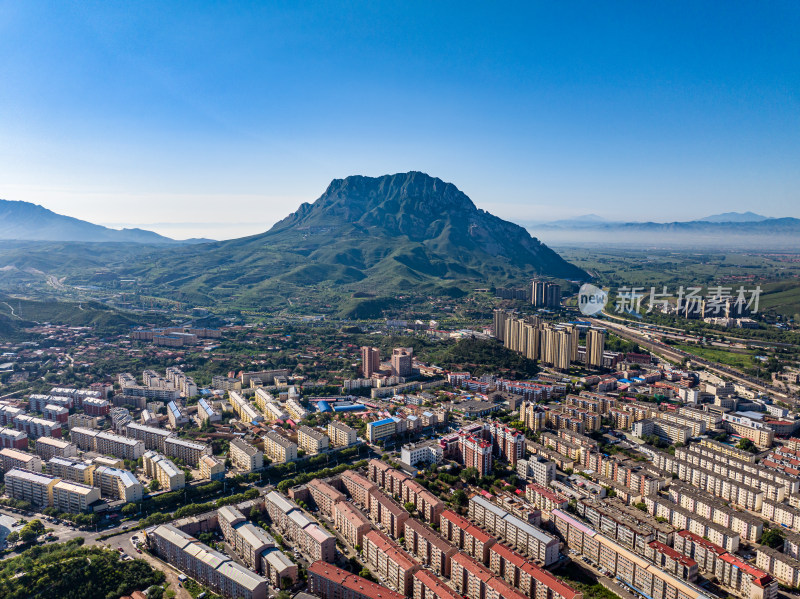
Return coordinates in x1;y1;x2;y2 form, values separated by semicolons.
0;276;799;599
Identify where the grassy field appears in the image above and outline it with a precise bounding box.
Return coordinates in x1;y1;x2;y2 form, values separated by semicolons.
672;342;756;370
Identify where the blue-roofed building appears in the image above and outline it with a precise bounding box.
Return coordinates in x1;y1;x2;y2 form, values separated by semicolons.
166;401;189;428
197;397;221;424
367;417;397;442
317;401;332;413
332;403;365;412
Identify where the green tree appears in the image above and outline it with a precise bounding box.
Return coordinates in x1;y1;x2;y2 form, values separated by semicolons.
404;502;416;513
761;528;785;549
451;489;468;506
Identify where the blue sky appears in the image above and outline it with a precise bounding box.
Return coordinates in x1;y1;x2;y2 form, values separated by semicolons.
0;2;798;239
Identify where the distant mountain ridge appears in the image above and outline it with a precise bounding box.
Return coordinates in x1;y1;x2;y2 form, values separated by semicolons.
697;211;769;223
533;213;800;248
108;171;589;306
0;199;182;243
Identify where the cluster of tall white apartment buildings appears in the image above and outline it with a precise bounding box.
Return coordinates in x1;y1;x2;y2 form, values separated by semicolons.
493;310;606;369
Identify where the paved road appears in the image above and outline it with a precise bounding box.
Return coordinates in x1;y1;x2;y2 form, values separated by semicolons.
91;530;192;599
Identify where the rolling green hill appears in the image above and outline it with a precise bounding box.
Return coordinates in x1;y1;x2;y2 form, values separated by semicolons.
0;293;171;337
0;173;588;311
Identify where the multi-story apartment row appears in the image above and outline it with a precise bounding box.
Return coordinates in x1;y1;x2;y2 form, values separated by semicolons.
756;546;800;589
632;418;691;445
50;386;104;403
582;452;664;498
721;413;775;448
761;499;800;533
333;498;373;548
468;495;559;566
212;375;242;392
28;394;71;413
67;413;100;430
540;432;582;461
643;495;739;552
368;487;409;539
0;426;28;450
670;530;777;599
297;426;329;455
401;441;444;469
642;540;698;581
0;402;25;427
263;431;298;463
262;402;289;422
308;561;404;599
524;483;568;514
403;518;457;578
667;481;763;542
147;524;267;599
341;470;378;509
675;444;797;497
367;460;444;524
33;436;77;460
413;569;463;599
440;509;496;563
285;398;308;421
152;436;203;467
197;397;221;424
307;479;346;516
264;491;336;563
92;465;143;502
70;427;144;460
576;497;673;553
552;509;728;599
199;454;226;481
327;421;358;447
650;451;771;511
675;407;722;430
673;530;728;577
218;505;297;584
566;393;615;415
523;440;575;472
450;551;527;599
654;412;707;437
546;410;587;435
229;438;264;472
363;529;421;596
143;451;185;491
0;447;43;473
228;391;264;424
46;455;93;484
118;373;180;401
4;468;100;512
166;401;190;428
123;422;172;451
488;542;581;599
14;415;62;439
565;405;603;432
516;456;556;487
164;366;199;398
